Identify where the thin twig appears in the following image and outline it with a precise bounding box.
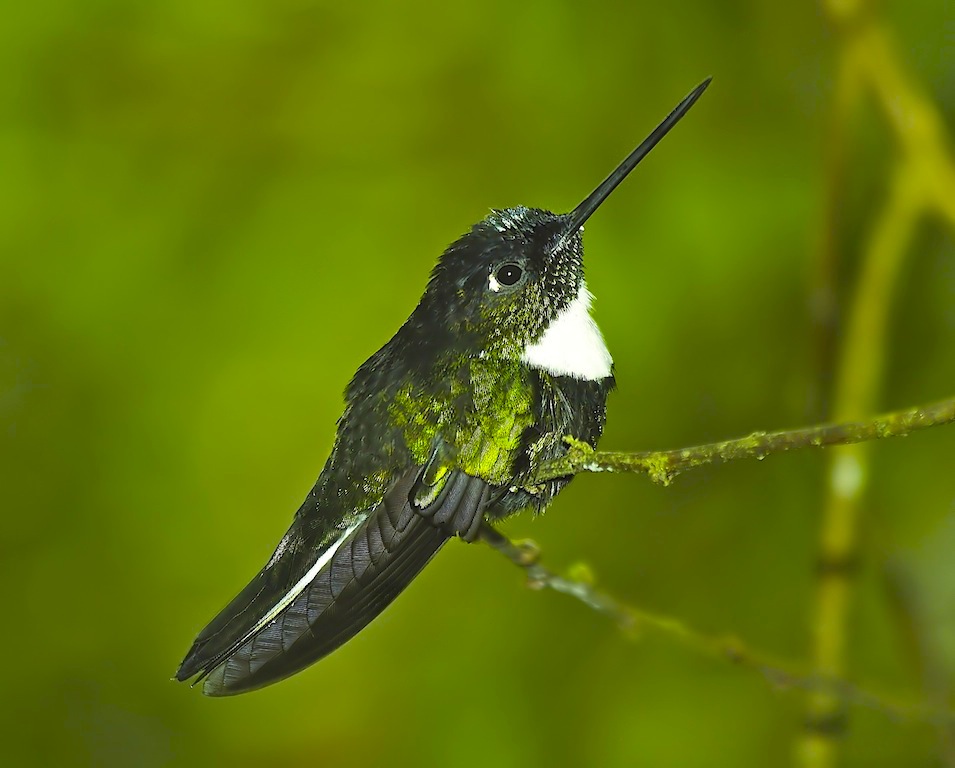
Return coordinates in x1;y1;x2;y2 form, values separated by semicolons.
479;524;955;729
479;525;635;629
530;396;955;487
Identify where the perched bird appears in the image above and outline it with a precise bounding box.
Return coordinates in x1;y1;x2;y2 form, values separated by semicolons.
177;79;709;696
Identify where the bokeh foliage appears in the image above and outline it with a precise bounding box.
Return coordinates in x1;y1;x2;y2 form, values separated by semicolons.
1;1;953;766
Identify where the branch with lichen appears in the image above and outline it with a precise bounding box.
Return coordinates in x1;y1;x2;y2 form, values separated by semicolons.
479;524;955;728
527;396;955;487
492;394;954;731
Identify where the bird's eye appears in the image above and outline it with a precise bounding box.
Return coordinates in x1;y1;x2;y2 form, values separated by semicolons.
495;263;523;287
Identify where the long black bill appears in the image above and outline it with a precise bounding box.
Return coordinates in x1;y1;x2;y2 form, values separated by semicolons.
563;77;711;239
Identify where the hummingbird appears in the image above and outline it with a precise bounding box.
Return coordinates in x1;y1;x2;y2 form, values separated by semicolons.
177;78;709;696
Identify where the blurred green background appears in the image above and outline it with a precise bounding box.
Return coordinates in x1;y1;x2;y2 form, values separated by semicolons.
2;1;954;766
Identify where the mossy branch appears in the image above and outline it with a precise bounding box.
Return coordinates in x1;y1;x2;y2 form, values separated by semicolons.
529;396;955;487
509;394;955;731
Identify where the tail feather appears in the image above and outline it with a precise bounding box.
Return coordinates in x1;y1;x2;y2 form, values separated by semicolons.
205;514;447;695
177;468;490;696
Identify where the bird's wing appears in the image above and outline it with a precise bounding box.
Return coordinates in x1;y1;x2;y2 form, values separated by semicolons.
176;466;491;696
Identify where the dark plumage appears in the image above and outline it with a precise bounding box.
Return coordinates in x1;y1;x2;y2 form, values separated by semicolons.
177;79;708;695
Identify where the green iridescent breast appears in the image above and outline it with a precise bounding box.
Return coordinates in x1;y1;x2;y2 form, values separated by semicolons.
388;356;535;485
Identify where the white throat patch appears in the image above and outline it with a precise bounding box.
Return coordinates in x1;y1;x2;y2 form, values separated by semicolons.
521;283;613;380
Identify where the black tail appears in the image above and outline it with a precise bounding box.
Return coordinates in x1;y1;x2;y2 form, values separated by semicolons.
177;469;489;695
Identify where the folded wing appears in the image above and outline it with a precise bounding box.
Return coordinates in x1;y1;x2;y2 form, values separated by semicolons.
177;467;490;696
